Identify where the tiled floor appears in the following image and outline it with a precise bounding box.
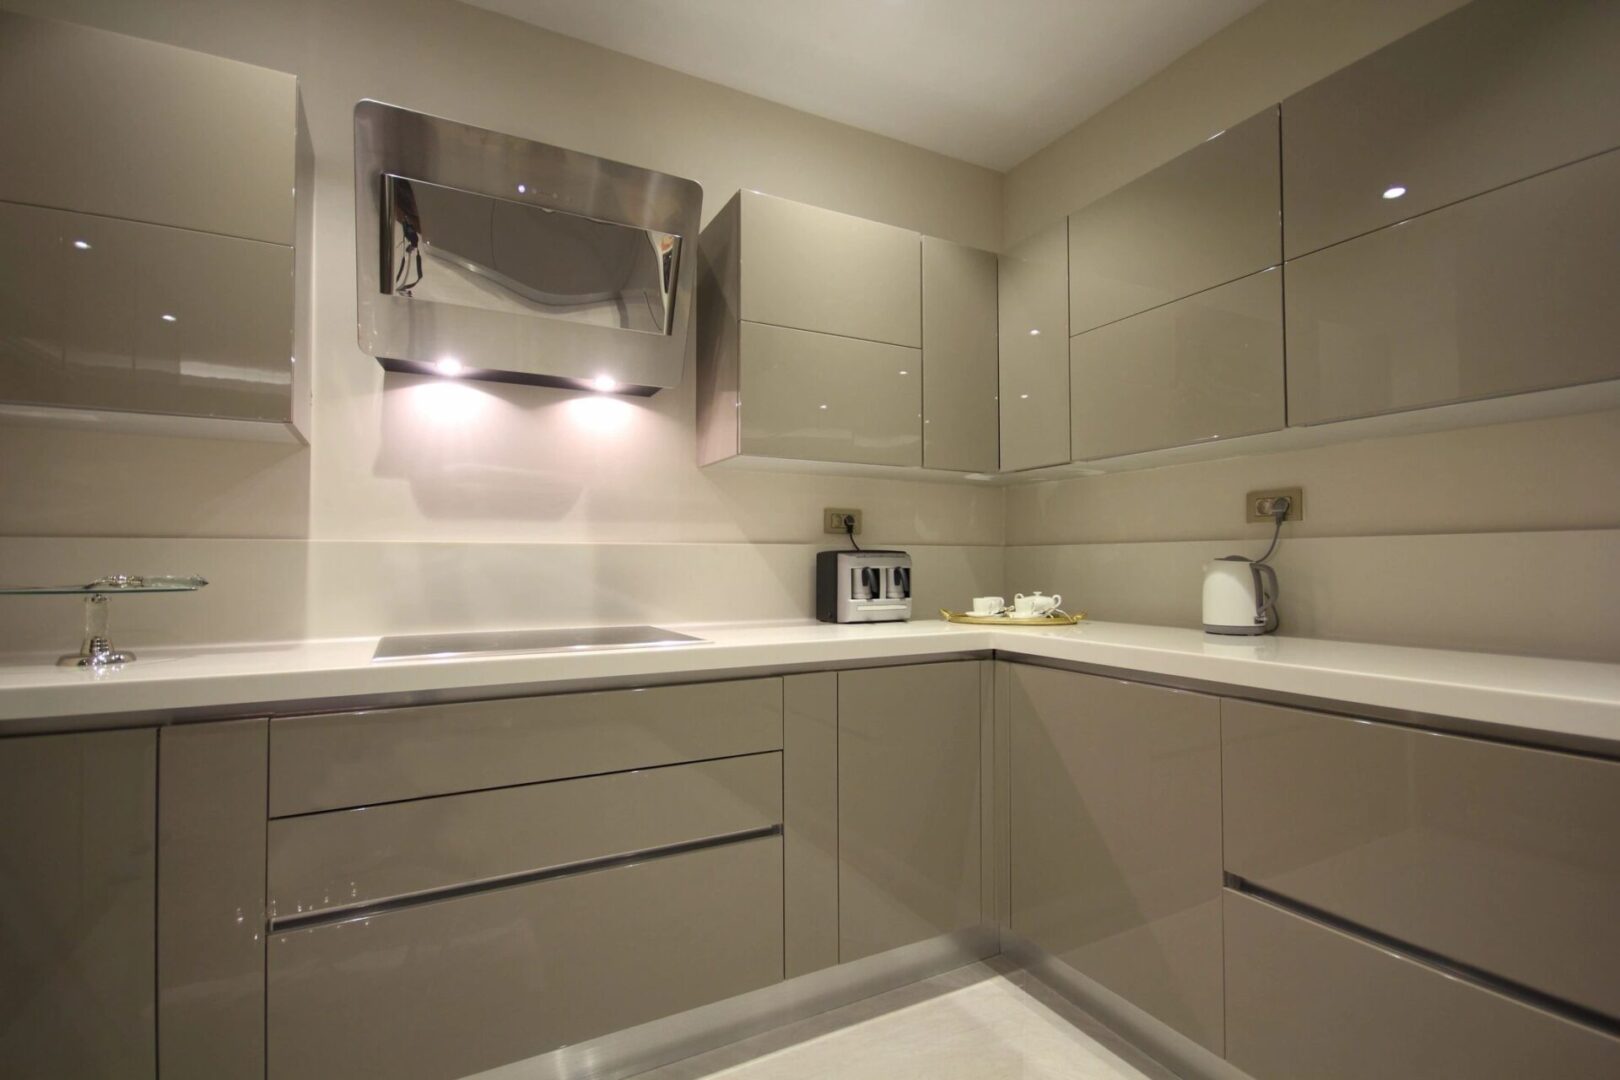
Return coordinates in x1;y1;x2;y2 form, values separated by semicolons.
639;964;1174;1080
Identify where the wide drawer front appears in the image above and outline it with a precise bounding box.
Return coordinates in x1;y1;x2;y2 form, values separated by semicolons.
0;200;295;422
1068;267;1283;460
267;835;784;1080
1222;699;1620;1019
1224;890;1620;1080
268;677;783;816
268;752;782;921
1284;147;1620;426
739;321;922;468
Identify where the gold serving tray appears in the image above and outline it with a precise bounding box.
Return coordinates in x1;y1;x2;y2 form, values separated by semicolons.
940;609;1085;626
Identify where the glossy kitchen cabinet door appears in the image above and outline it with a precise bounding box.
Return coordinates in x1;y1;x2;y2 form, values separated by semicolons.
784;673;840;977
0;202;296;422
739;190;921;347
0;11;298;244
1225;890;1620;1080
998;220;1070;471
0;729;156;1079
267;836;783;1080
739;321;922;467
269;677;783;815
1069;107;1280;334
269;753;782;920
1223;699;1620;1019
1282;0;1620;259
158;720;268;1080
696;192;745;464
921;237;999;472
838;662;982;963
1009;666;1223;1053
1286;148;1620;425
1070;268;1283;460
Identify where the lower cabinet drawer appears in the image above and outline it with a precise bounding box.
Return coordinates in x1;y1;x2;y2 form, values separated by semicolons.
1224;890;1620;1080
268;752;782;921
266;835;784;1080
1223;699;1620;1019
268;677;783;816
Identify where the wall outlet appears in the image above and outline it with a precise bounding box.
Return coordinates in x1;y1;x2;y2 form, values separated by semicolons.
1246;487;1303;523
824;507;863;535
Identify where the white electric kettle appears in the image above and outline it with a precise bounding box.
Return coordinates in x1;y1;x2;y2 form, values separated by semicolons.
1202;555;1278;635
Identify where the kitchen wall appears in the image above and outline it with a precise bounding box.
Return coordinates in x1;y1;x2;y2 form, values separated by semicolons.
1000;0;1620;661
3;0;1616;662
0;0;1006;650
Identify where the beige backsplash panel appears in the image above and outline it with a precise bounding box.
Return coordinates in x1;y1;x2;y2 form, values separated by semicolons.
0;539;1003;657
1005;530;1620;663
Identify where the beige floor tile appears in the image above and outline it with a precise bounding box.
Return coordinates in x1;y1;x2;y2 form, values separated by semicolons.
640;966;1169;1080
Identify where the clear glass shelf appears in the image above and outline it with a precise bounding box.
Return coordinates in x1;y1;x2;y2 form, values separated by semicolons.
0;575;208;666
0;574;208;595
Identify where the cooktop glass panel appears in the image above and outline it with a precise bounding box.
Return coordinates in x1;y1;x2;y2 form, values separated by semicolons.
372;625;706;662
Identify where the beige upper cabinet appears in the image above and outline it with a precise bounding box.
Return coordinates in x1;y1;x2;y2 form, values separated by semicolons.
0;12;298;244
737;321;921;467
1064;106;1282;461
698;190;990;471
921;237;999;472
1281;0;1620;259
838;662;983;963
737;190;921;347
0;203;299;424
1286;147;1620;425
997;220;1070;472
1071;268;1284;459
0;12;308;439
1068;107;1280;335
1009;666;1225;1054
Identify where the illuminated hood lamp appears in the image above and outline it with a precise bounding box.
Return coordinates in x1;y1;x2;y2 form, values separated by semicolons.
378;355;658;395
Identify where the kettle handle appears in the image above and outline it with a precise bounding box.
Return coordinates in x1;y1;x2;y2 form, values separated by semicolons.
1251;562;1279;629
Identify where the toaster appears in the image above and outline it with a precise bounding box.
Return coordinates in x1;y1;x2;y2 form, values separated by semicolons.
816;550;912;623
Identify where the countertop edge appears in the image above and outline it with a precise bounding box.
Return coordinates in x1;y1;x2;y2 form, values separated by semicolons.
1;622;1617;750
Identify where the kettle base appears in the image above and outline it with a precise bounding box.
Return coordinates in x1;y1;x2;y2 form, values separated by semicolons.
1203;623;1271;636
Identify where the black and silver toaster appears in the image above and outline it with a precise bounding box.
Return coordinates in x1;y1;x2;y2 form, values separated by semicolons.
816;550;912;623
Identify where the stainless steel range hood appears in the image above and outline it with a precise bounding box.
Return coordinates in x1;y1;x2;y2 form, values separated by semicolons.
354;100;702;395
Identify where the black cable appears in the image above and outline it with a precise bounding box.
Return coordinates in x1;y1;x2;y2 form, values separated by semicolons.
1254;496;1290;565
844;515;861;552
1255;513;1284;565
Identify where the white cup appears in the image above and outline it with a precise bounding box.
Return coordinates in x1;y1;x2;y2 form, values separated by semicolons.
1013;591;1061;617
970;596;1006;616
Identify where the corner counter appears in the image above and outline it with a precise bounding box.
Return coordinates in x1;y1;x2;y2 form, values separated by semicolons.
1;619;1616;751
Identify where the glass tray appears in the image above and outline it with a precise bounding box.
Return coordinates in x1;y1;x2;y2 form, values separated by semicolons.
0;574;208;595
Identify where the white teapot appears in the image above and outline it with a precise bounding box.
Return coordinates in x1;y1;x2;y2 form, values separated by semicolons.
1013;591;1061;617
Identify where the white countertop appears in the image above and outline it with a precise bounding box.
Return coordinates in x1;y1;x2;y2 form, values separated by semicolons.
2;619;1618;748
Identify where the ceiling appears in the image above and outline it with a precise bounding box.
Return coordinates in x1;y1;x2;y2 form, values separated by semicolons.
463;0;1266;170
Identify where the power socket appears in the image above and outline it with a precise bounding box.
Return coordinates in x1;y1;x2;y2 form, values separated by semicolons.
1246;487;1303;523
823;507;863;535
